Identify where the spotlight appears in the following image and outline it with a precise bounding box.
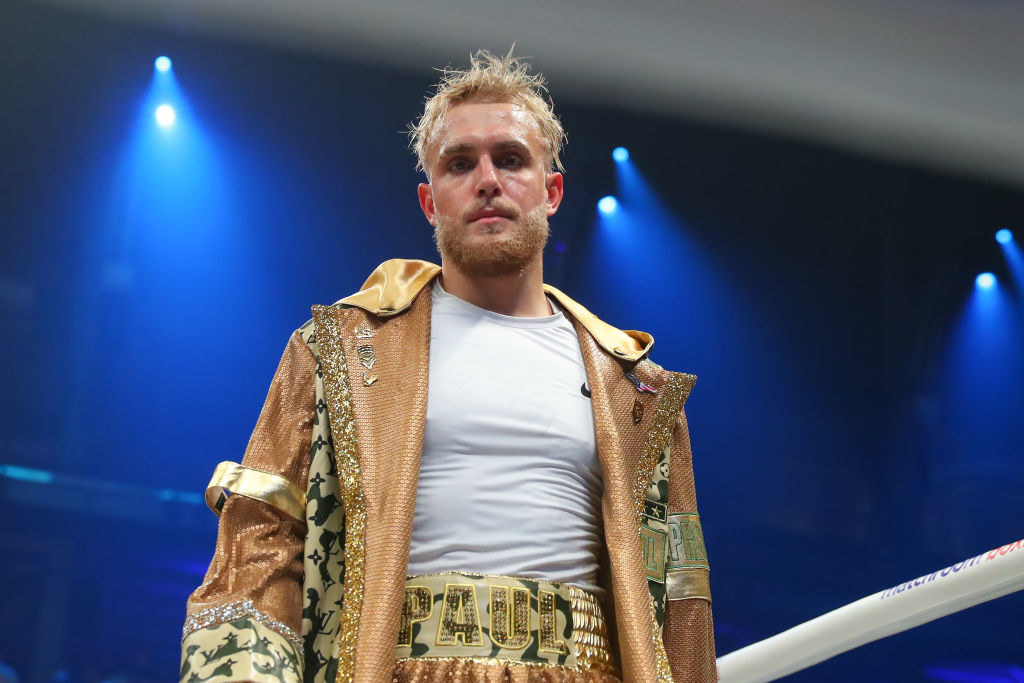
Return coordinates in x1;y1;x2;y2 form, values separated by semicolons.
995;229;1012;245
155;104;176;128
154;56;172;72
598;196;618;214
612;147;629;163
976;272;996;289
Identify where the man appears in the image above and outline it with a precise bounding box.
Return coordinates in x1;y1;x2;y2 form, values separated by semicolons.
181;50;715;683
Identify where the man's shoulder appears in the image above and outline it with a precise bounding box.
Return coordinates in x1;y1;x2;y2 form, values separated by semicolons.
296;317;316;343
545;286;698;401
635;358;697;397
291;258;440;350
330;258;440;317
544;284;654;363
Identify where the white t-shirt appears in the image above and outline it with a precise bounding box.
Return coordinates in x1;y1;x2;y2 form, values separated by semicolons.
406;279;604;593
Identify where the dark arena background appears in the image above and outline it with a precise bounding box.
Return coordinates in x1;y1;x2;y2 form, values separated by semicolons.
2;2;1023;681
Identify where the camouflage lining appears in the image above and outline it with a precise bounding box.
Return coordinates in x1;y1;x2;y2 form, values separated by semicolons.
180;615;301;683
643;442;671;626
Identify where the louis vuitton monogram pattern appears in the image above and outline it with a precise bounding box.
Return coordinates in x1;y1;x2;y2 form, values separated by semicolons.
298;319;347;683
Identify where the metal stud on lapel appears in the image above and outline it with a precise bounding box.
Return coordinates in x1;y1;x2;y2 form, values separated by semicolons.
355;338;378;386
632;397;645;424
356;345;377;371
625;371;657;394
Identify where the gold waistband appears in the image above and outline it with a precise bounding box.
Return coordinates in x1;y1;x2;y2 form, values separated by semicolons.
396;572;618;675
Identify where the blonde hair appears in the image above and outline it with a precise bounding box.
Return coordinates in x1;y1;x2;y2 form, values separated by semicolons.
410;49;566;176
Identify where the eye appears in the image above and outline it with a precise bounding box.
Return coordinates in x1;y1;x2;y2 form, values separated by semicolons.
498;155;523;169
448;158;471;173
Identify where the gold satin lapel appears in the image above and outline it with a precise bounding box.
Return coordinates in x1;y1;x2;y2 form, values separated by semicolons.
338;259;441;315
545;284;653;362
344;287;434;682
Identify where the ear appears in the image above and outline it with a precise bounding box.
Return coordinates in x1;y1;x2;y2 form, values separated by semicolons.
417;183;436;225
544;172;564;217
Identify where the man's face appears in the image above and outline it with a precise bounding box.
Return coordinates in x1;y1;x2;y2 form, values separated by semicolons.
417;101;563;277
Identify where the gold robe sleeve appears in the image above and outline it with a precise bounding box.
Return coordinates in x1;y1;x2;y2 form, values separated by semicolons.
663;408;717;682
181;331;317;683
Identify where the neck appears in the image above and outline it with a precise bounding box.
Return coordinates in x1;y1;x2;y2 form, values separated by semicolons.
439;259;552;317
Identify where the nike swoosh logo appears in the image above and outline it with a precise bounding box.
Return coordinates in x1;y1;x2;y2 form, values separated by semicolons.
581;383;591;398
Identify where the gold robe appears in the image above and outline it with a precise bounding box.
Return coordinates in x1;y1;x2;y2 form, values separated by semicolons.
181;259;716;682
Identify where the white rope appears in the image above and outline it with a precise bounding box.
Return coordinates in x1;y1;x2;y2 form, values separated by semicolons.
716;539;1024;683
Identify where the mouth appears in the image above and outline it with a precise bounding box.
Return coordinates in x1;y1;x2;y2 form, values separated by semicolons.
467;207;514;223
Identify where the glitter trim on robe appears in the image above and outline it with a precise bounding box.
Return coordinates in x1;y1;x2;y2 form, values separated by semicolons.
182;598;305;658
312;304;367;683
635;371;696;682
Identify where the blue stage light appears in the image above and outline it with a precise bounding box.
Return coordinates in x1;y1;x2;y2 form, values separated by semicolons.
155;56;172;72
598;196;618;214
975;272;996;289
995;229;1012;244
155;104;176;128
612;147;629;163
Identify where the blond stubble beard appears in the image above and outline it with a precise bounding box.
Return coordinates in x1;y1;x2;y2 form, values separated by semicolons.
434;204;549;278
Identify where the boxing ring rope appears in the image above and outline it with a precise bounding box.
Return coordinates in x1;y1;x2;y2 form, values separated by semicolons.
715;539;1024;682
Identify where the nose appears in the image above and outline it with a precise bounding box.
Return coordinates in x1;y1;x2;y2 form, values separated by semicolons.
474;157;501;198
